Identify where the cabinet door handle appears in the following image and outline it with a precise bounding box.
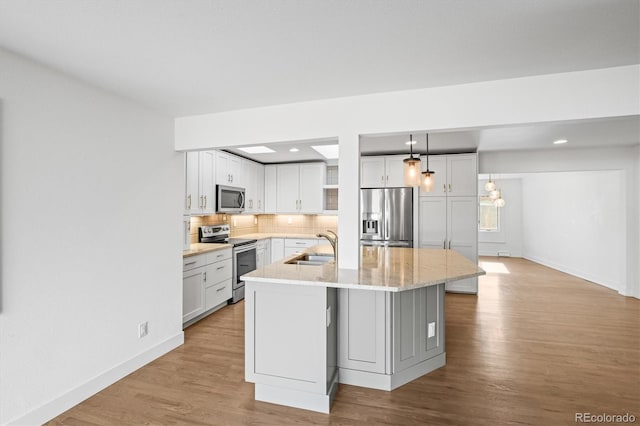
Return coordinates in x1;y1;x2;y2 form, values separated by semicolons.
443;184;446;192
187;194;191;209
448;183;452;192
203;271;207;282
204;195;207;208
216;266;225;270
216;254;224;258
227;174;230;182
216;286;226;292
381;175;384;184
386;175;389;184
443;240;446;249
200;195;204;208
185;261;196;266
448;240;451;249
231;174;234;183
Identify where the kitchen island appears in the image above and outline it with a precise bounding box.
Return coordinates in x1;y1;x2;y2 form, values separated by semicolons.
241;246;485;413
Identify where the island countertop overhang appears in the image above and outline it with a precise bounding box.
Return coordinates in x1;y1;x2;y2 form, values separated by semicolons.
241;245;485;292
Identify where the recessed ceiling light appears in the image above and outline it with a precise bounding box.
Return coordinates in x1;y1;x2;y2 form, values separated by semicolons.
553;139;568;145
237;146;275;154
311;144;339;159
289;148;299;152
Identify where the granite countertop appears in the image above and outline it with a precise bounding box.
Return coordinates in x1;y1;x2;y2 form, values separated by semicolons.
183;243;232;258
242;245;485;292
183;233;323;258
232;232;323;240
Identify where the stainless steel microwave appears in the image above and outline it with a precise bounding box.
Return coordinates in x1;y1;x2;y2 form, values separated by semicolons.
216;185;245;213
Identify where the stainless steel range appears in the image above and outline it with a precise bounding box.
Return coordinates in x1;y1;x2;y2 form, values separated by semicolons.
199;224;257;303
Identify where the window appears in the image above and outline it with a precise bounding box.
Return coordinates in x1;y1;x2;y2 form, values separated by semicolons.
479;196;499;232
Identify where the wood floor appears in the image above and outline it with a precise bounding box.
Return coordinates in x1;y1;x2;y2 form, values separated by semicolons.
49;257;639;425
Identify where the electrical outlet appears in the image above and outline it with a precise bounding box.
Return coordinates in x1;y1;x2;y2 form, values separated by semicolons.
428;322;436;338
138;321;148;338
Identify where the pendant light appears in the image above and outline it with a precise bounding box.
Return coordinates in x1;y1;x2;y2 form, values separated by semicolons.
403;134;421;187
484;174;496;192
494;189;506;207
421;133;435;192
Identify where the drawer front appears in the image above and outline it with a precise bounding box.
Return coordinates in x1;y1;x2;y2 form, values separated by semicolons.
183;254;206;271
205;278;233;310
284;238;318;248
206;248;232;264
206;259;233;285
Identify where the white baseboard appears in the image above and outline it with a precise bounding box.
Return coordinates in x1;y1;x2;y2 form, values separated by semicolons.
8;332;184;426
523;254;622;294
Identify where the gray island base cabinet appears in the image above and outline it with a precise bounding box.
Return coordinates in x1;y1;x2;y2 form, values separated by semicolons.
243;246;484;413
245;282;338;413
338;285;445;391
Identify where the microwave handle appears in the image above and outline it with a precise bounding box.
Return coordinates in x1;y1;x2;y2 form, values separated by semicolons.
238;191;245;208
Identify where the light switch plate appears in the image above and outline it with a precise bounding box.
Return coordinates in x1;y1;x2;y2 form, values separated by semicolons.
428;322;436;338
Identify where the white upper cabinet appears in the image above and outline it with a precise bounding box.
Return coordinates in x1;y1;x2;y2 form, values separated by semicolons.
276;163;325;214
242;160;265;214
243;159;258;213
383;155;406;187
298;163;325;213
420;154;477;197
360;155;406;188
264;165;277;213
215;151;242;187
184;151;216;215
276;164;299;213
185;152;199;214
256;163;265;213
360;157;386;188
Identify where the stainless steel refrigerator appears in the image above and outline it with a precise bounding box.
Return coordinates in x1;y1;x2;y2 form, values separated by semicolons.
360;187;413;247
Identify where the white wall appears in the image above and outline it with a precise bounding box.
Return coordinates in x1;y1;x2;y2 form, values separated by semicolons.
480;146;639;298
0;48;184;424
175;66;640;270
521;171;625;292
477;178;523;257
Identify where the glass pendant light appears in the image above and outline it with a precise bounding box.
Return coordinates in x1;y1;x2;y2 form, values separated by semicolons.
421;133;435;192
484;174;496;192
494;191;506;208
489;188;500;200
403;134;421;187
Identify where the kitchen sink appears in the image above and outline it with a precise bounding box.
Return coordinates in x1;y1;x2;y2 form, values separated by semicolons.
285;253;335;266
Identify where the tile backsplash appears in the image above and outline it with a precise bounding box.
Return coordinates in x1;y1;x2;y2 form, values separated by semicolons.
258;214;338;235
189;214;337;243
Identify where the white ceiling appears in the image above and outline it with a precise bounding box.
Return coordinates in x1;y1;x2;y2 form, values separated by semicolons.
226;116;640;163
0;0;637;117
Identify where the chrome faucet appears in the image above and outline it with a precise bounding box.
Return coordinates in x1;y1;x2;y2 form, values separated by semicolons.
317;230;338;260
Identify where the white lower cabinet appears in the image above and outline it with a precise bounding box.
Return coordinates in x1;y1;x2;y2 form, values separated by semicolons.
270;238;285;262
284;238;320;257
182;267;206;324
183;248;233;327
337;285;445;390
256;239;271;268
